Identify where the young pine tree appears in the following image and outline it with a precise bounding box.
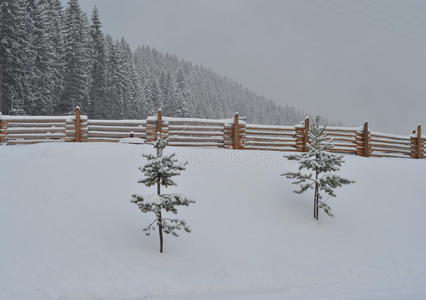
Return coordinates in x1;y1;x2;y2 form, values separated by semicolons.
282;122;354;220
131;136;194;253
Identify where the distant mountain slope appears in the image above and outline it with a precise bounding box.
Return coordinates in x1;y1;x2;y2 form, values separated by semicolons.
133;46;307;125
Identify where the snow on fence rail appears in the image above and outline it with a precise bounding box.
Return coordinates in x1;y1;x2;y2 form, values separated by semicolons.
0;107;88;144
0;107;424;159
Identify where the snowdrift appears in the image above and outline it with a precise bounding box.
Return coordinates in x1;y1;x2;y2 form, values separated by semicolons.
1;143;425;300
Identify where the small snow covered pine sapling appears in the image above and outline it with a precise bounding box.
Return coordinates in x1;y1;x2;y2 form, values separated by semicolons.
282;122;354;220
131;136;194;253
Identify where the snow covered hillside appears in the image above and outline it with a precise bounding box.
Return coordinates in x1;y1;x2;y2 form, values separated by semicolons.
1;143;426;300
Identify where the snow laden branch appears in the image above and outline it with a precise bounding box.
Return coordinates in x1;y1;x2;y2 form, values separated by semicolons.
282;123;354;220
138;153;186;188
131;194;194;236
131;137;195;252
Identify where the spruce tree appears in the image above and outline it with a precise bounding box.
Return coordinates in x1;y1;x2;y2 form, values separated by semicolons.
174;69;191;117
131;136;194;253
61;0;90;113
88;6;107;118
282;122;354;220
27;0;56;115
158;71;174;116
105;37;124;118
22;0;37;114
47;0;65;114
144;78;160;117
0;0;30;114
118;38;140;119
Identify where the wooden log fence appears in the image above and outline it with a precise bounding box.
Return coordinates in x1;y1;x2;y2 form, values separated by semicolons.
0;107;424;159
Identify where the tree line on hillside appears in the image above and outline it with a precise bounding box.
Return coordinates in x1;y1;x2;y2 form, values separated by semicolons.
0;0;327;125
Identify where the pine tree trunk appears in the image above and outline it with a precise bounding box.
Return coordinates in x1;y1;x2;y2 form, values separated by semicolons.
314;171;319;220
158;211;163;253
157;176;164;253
313;185;317;220
314;184;319;220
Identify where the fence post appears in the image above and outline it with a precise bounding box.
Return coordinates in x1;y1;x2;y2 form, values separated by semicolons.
303;117;310;152
156;109;163;139
233;112;241;149
74;106;81;142
361;121;371;157
412;125;424;159
418;125;424;159
0;114;5;145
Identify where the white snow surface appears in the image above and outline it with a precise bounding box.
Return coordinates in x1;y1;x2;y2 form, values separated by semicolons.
1;143;426;300
119;137;145;144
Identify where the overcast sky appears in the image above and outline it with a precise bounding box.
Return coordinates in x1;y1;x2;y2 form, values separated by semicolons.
78;0;426;133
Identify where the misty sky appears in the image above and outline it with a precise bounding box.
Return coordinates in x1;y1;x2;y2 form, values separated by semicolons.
78;0;426;133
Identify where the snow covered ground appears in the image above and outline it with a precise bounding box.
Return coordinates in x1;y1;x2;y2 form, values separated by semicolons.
1;143;426;300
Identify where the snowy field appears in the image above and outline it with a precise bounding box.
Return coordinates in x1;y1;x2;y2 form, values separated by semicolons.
1;143;426;300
